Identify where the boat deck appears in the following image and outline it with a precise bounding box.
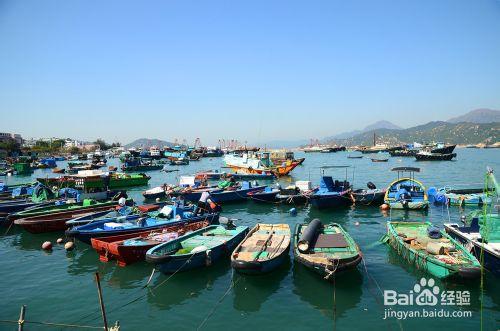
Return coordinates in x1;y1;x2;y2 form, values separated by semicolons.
236;224;290;262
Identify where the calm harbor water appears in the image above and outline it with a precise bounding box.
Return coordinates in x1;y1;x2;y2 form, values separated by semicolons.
1;148;499;331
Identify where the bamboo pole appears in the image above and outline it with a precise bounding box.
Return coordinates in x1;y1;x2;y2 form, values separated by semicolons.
94;272;108;331
18;305;26;331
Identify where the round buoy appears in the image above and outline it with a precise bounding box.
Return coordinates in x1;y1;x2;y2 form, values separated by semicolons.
56;238;64;244
42;241;52;250
155;198;160;203
354;221;360;226
380;204;390;210
64;242;75;251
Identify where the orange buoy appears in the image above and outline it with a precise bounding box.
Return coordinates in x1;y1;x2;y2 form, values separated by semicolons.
56;238;64;244
380;203;390;210
42;241;52;250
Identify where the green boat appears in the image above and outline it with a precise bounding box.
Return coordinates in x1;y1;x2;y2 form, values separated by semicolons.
8;198;127;223
293;219;362;281
37;172;150;189
13;162;32;175
383;221;481;279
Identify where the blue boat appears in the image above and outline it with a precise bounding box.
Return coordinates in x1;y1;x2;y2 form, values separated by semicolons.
309;176;352;209
145;225;248;273
182;181;267;203
246;187;279;203
0;184;57;221
66;204;220;244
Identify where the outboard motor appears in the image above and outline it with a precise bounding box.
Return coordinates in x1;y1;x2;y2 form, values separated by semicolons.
367;182;376;190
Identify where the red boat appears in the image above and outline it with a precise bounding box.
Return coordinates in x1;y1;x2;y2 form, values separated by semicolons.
91;220;209;266
13;205;118;233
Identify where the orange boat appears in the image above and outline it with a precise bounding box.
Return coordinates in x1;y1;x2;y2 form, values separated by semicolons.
224;151;302;177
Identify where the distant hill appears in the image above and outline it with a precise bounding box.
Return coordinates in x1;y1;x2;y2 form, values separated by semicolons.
124;138;174;149
326;120;402;140
448;108;500;124
334;121;500;146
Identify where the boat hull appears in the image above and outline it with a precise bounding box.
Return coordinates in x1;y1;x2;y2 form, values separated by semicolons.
309;192;351;209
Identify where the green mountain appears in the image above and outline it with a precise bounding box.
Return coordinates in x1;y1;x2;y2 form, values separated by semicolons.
329;121;500;146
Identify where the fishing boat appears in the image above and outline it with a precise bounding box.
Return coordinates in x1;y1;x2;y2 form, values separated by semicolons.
182;181;266;203
66;204;220;244
170;158;189;166
231;224;290;274
384;167;429;210
142;185;168;200
12;199;125;233
0;184;57;219
444;167;500;275
91;220;209;266
371;158;388;162
415;152;456;161
246;187;280;203
37;170;150;189
389;149;418;157
428;187;492;207
121;158;163;172
309;176;352;209
52;167;65;174
383;221;481;279
351;182;386;206
293;219;362;281
347;155;363;159
275;181;315;205
195;170;276;181
431;144;456;154
145;224;248;273
224;151;301;177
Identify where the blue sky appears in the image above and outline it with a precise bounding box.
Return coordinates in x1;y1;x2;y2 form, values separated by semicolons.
1;0;499;145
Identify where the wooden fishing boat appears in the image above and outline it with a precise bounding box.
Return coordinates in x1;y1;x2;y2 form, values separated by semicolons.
384;167;429;210
145;225;249;273
293;219;362;281
309;176;352;209
91;220;209;266
37;171;150;189
383;221;481;279
12;199;124;233
142;185;167;200
246;187;279;203
347;155;363;159
231;224;290;274
66;206;219;244
351;187;386;206
370;158;388;162
415;152;456;161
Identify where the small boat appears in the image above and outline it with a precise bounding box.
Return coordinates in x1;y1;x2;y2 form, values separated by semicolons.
293;219;362;281
384;167;429;210
231;224;291;274
13;199;124;233
309;176;352;209
427;187;492;207
38;171;151;189
145;224;249;273
91;220;209;266
351;182;386;206
170;158;189;166
182;181;266;203
415;152;456;161
142;185;167;200
275;181;316;205
121;158;163;172
444;214;499;276
66;205;219;244
195;170;276;181
52;167;65;174
383;221;481;279
371;158;388;162
347;155;363;159
246;187;280;203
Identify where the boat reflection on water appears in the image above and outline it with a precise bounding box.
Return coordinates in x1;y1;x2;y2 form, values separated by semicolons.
232;256;291;312
12;230;63;251
292;263;363;320
106;262;155;289
147;261;230;310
